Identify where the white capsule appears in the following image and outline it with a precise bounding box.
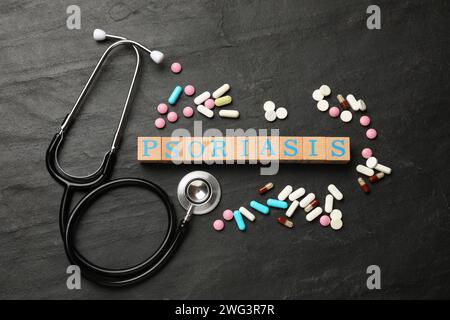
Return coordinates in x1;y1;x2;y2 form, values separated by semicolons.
319;84;331;96
194;91;211;105
356;164;375;177
340;110;353;123
312;89;324;101
265;110;277;122
239;207;256;222
306;207;323;222
375;163;392;175
346;94;361;111
286;200;299;218
263;101;276;112
366;156;378;169
330;218;343;230
212;84;230;99
219;110;239;119
196;104;214;118
327;184;343;201
276;107;288;120
325;194;334;214
317;100;329;112
278;185;293;201
288;187;306;201
299;193;315;208
358;99;367;111
330;209;342;220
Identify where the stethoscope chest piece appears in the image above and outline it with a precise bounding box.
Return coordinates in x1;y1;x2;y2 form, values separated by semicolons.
177;171;221;215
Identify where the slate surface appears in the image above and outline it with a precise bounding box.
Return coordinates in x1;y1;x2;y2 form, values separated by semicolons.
0;0;449;299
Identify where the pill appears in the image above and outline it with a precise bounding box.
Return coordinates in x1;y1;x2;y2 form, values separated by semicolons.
219;110;240;119
337;94;350;110
258;182;274;194
306;207;323;222
366;156;378;169
267;199;288;209
223;209;234;221
346;94;360;111
325;194;334;213
157;103;168;114
168;85;183;105
194;91;211;105
277;185;293;201
239;207;256;222
369;172;385;183
215;95;232;107
263;101;276;112
233;210;246;231
356;164;375;177
358;99;367;111
197;104;214;118
250;200;270;215
265;110;277;122
204;98;215;109
312;89;324;101
299;193;315;208
183;106;194;118
277;217;294;228
155;117;165;129
320;215;331;227
304;199;319;213
167;111;178;123
330;209;342;220
375;163;392;175
360;115;371;126
288;187;306;201
329;106;340;118
184;85;196;96
276;107;288;119
213;219;224;231
212;84;230;99
340;110;353;123
170;62;182;74
320;84;331;96
327;184;343;201
362;148;373;159
317;100;329;112
330;218;343;230
286;200;300;218
366;128;378;139
357;177;370;194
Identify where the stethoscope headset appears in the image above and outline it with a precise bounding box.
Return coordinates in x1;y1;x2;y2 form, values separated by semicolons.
46;29;221;287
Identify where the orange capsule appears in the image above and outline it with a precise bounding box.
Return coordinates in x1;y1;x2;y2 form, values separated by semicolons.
258;182;274;194
337;94;350;110
358;177;370;194
277;217;294;228
369;172;385;183
304;199;319;213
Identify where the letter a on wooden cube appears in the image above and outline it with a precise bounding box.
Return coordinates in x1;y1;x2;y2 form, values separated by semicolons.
326;137;350;163
258;136;280;161
302;137;326;162
137;137;161;162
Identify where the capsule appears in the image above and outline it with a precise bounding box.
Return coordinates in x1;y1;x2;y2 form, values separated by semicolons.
168;85;183;105
337;94;350;110
250;200;270;215
214;95;232;107
238;207;256;222
369;172;385;183
258;182;274;194
233;210;246;231
212;83;230;99
286;200;299;218
357;177;370;194
299;193;315;208
267;199;288;209
277;185;293;201
304;199;319;213
277;217;294;229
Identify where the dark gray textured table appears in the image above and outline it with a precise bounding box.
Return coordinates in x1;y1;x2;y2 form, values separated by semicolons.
1;0;449;299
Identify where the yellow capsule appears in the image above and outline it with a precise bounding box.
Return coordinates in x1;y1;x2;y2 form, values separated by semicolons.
214;95;232;107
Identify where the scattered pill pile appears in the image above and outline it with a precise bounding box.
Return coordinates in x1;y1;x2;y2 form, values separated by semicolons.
263;101;288;122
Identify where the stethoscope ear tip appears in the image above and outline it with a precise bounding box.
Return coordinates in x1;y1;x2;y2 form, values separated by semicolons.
150;50;164;64
93;29;106;41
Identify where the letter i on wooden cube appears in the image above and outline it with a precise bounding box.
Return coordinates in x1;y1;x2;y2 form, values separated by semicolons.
302;137;326;162
137;137;161;162
235;136;258;163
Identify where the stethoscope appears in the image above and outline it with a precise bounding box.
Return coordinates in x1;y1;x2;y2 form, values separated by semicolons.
46;29;221;286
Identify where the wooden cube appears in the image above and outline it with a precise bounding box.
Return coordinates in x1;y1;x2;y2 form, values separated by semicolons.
279;137;303;162
184;137;204;164
161;137;183;162
326;137;350;163
302;137;326;162
137;137;161;162
235;136;258;163
258;136;280;161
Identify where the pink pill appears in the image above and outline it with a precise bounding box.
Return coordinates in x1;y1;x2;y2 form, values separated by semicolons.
329;106;340;118
155;118;165;129
171;62;182;74
361;148;373;159
320;215;331;227
213;219;225;231
184;85;196;96
204;99;215;109
167;111;178;123
183;106;194;118
157;103;168;115
366;128;378;140
223;209;234;221
360;115;371;126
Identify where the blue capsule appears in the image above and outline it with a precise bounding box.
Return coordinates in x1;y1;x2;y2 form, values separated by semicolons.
233;210;246;231
168;85;183;105
250;200;269;215
266;198;288;209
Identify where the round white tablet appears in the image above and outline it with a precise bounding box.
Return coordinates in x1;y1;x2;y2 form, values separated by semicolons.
340;110;353;122
319;85;331;96
366;156;378;169
263;100;276;112
330;209;342;220
312;89;324;102
331;218;343;230
276;107;288;119
265;110;277;122
317;100;329;112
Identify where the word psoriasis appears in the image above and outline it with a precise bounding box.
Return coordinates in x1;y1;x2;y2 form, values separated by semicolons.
137;136;350;163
